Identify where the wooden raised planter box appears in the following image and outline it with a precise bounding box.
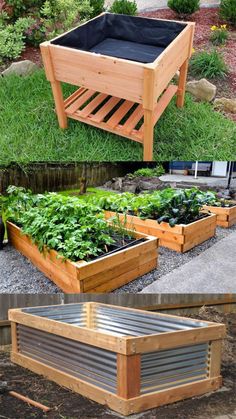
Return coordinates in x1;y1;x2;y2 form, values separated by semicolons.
9;302;226;415
203;203;236;228
7;221;158;293
105;211;217;253
40;13;195;161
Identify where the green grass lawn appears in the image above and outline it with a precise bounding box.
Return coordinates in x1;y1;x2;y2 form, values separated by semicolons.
60;187;116;200
0;69;235;164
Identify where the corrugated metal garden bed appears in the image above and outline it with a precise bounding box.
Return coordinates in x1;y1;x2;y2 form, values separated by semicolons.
9;302;226;415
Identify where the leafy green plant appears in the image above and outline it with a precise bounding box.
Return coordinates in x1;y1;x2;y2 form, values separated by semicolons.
196;190;235;208
94;188;209;227
90;0;105;17
220;0;236;26
133;165;165;178
168;0;200;16
210;24;228;45
190;49;228;79
109;0;137;15
4;186;136;262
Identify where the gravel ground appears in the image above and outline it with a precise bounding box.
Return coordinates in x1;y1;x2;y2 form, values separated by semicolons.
0;225;235;293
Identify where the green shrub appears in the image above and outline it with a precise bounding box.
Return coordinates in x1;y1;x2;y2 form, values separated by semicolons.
90;0;105;17
168;0;200;16
24;18;46;46
133;165;165;178
190;49;228;79
0;17;33;60
110;0;138;15
6;0;44;19
41;0;92;36
220;0;236;26
210;24;229;45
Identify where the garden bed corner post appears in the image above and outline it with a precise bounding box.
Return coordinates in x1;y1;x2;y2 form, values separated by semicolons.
40;42;68;129
176;23;195;108
143;67;156;161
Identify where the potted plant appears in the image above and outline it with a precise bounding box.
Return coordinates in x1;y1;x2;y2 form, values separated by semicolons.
5;186;158;292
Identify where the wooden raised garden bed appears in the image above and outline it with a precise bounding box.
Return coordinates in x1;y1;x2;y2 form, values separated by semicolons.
9;302;226;415
7;221;158;293
40;13;195;161
203;203;236;228
105;211;217;253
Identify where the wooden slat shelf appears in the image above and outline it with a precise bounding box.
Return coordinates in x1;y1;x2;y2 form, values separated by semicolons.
63;84;178;144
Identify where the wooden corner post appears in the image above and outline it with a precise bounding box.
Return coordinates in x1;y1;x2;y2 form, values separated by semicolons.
117;353;141;399
40;42;68;129
11;321;18;354
208;340;223;381
177;23;195;108
143;67;156;161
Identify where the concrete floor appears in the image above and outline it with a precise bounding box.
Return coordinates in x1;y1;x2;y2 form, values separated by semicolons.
105;0;220;11
160;174;236;188
141;230;236;293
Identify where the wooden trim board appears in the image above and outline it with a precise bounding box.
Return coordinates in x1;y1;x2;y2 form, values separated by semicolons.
9;303;226;355
11;351;222;415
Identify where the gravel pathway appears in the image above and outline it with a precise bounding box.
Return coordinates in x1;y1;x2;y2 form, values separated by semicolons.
0;225;235;293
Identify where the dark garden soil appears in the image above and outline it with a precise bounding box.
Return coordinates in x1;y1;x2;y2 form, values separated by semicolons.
0;307;235;419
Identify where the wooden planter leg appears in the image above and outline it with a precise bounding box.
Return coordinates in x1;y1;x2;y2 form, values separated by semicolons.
117;354;141;399
176;59;189;108
51;81;68;129
143;109;154;161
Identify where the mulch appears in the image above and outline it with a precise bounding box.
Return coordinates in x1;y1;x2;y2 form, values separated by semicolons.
140;7;236;98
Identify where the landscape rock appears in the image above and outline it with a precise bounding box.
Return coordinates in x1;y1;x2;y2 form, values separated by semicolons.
214;98;236;114
103;174;171;193
186;78;217;102
1;60;38;77
121;181;138;193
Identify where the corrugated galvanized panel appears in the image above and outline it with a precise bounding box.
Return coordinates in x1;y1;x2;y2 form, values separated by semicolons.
94;306;207;336
17;325;117;393
141;343;209;394
22;304;207;336
22;303;87;326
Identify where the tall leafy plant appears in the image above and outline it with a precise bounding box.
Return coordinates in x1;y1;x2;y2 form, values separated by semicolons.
5;187;118;261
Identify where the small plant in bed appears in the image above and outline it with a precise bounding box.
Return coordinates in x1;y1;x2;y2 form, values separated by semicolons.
190;49;228;79
197;190;235;208
95;188;209;227
4;186;139;262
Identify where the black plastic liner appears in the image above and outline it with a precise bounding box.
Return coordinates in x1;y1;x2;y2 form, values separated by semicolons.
52;13;187;63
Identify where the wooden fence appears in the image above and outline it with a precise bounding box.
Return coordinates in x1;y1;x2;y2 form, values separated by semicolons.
0;162;142;193
1;294;235;345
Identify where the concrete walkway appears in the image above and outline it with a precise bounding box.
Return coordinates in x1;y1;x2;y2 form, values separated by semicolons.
160;174;236;188
141;231;236;293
